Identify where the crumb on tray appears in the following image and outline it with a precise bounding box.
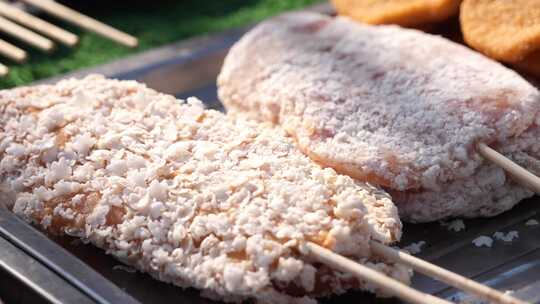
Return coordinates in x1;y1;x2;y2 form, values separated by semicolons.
493;231;519;242
472;236;493;248
525;219;539;226
402;241;426;254
440;219;466;232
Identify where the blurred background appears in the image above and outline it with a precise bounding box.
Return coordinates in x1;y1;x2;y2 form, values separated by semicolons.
0;0;321;89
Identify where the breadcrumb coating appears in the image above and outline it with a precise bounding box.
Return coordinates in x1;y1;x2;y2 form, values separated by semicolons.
390;163;533;222
395;119;540;222
218;12;540;221
0;75;410;303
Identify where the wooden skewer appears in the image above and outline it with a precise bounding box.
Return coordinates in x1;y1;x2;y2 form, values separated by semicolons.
0;15;54;52
305;242;453;304
0;63;8;77
0;1;78;47
0;39;27;62
477;142;540;194
370;241;528;304
21;0;138;47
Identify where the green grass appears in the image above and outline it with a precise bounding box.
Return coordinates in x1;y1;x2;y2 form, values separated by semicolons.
0;0;321;89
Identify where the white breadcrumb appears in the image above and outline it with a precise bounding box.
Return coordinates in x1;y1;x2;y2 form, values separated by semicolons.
402;241;426;255
504;290;515;296
525;219;539;226
0;75;410;303
218;11;540;222
493;231;519;242
440;219;466;232
472;236;493;248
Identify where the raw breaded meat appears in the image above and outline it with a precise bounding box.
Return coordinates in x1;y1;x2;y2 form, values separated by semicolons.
332;0;460;27
392;163;534;222
396;120;540;222
218;12;540;194
0;75;410;303
218;12;540;221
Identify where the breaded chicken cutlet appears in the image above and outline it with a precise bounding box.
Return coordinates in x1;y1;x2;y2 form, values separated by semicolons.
218;12;540;222
0;75;410;303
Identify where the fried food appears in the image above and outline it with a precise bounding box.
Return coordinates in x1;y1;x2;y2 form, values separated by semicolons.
218;12;540;221
331;0;461;27
461;0;540;63
0;75;410;303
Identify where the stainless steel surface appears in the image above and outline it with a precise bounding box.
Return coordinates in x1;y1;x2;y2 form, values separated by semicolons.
403;199;540;302
0;233;94;304
0;208;140;304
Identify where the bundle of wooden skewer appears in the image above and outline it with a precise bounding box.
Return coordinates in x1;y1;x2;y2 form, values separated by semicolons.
298;146;540;304
0;0;138;77
295;142;540;303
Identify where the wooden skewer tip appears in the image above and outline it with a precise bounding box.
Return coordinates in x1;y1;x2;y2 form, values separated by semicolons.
0;39;27;63
0;64;8;77
0;1;78;47
0;15;55;52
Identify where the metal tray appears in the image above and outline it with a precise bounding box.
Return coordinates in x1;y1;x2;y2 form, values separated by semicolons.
4;3;540;304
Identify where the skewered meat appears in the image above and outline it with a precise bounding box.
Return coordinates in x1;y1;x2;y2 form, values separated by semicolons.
395;121;540;221
218;12;540;222
0;75;409;303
